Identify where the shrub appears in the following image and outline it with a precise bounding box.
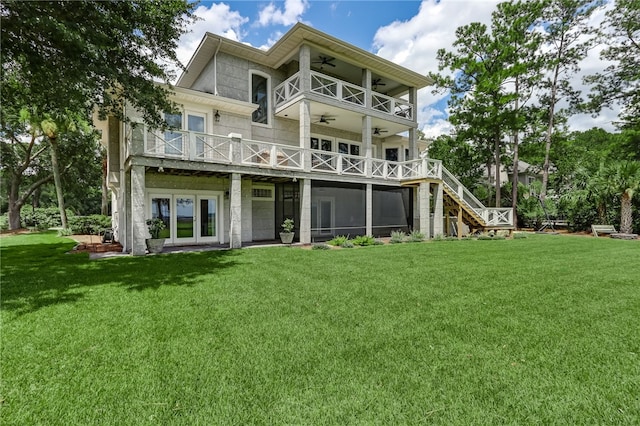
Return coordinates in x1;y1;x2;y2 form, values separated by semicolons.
328;235;349;246
390;230;406;244
408;229;425;242
351;235;377;246
21;207;75;230
341;241;355;248
311;243;331;250
68;215;111;235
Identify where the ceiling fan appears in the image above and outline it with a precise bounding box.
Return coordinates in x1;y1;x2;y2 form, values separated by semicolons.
312;56;336;68
373;127;388;136
314;115;336;124
372;78;386;90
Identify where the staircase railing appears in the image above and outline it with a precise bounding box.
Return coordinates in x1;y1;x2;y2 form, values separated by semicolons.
440;165;513;227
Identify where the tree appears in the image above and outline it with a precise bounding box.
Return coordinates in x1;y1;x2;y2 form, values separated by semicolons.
430;21;514;207
1;0;197;128
538;0;600;199
428;134;484;190
585;0;640;128
602;161;640;234
491;0;545;226
1;0;197;229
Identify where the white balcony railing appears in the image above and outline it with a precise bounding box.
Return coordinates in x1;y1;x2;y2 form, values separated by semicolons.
135;126;512;227
441;165;513;227
275;71;413;120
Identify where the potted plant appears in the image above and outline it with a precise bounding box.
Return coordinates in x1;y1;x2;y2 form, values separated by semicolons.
146;218;166;253
279;218;295;244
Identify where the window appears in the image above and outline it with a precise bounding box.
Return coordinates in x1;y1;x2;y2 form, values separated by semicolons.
251;73;269;125
164;112;183;155
252;186;274;200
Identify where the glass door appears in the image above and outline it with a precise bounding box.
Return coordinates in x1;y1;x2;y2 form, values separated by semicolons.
187;112;206;159
175;196;196;244
197;196;218;242
150;196;171;239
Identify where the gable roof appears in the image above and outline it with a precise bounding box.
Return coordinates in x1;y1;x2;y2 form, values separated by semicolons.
177;23;432;90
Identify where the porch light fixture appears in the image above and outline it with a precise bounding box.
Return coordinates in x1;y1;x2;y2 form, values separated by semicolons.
214;110;221;122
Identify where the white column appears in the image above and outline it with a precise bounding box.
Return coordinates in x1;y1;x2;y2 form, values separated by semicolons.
366;183;373;236
300;99;311;172
130;165;146;255
419;182;431;239
299;178;311;244
433;182;444;237
229;173;242;249
409;87;418;159
362;115;372;177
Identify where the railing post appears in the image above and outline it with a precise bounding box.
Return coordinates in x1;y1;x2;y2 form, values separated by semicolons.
229;133;242;165
337;154;343;174
270;145;277;167
188;132;195;161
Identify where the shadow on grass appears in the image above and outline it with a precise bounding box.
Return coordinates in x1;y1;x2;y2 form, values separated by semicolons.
1;233;240;316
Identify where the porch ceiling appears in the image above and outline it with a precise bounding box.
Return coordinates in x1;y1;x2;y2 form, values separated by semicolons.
276;99;412;136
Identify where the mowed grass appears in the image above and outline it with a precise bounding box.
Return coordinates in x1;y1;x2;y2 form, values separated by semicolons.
1;232;639;425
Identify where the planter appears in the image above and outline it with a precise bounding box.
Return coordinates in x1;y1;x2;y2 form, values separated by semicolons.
146;238;165;253
279;232;294;244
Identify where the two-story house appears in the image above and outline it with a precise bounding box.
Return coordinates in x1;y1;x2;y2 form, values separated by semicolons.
99;23;513;255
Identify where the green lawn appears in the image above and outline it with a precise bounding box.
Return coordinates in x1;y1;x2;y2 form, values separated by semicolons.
1;232;639;424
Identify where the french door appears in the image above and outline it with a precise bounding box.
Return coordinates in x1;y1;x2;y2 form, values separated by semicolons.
149;191;222;245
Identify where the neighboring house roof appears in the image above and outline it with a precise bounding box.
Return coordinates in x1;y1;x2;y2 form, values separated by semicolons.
177;22;433;90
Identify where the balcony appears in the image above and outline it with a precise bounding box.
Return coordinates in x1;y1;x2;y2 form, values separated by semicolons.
274;71;414;120
137;127;437;181
134;127;513;228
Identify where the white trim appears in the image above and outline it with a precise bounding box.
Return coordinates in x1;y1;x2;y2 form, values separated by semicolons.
147;189;225;245
249;69;272;128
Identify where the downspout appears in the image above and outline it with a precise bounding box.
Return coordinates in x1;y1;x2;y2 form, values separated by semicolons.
213;37;222;96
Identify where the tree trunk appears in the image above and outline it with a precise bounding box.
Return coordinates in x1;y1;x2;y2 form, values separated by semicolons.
8;177;24;230
494;133;501;207
511;133;519;229
620;193;633;234
49;137;68;229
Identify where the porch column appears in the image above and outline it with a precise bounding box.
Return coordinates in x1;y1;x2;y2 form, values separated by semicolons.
433;182;444;237
130;165;146;255
419;181;431;239
362;115;372;177
299;44;311;91
229;173;242;249
366;183;373;236
299;178;311;244
408;87;418;159
300;99;311;172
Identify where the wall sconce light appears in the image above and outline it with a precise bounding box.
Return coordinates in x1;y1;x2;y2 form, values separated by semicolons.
224;190;230;199
214;110;221;123
158;166;164;173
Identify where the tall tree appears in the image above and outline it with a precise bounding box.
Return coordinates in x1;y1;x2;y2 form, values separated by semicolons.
491;0;545;226
585;0;640;128
1;0;197;229
538;0;600;199
430;21;514;207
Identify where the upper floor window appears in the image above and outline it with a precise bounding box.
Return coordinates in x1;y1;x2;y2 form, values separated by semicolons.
251;72;269;125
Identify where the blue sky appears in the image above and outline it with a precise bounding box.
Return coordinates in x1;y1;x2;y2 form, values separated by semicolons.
177;0;618;136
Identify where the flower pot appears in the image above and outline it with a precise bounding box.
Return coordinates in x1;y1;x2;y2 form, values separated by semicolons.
279;232;294;244
146;238;165;254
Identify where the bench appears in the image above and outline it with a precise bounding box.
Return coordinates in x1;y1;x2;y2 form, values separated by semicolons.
591;224;617;237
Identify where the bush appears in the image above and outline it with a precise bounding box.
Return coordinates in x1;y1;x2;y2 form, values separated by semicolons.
328;235;349;246
68;215;111;235
21;207;75;230
351;235;377;246
341;241;354;248
390;230;406;244
408;229;425;242
311;243;331;250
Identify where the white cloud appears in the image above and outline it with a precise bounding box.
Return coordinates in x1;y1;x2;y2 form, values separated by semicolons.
373;0;620;136
258;0;309;27
170;3;249;82
373;0;499;137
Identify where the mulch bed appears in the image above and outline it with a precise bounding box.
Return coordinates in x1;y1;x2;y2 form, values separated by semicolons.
71;242;123;254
